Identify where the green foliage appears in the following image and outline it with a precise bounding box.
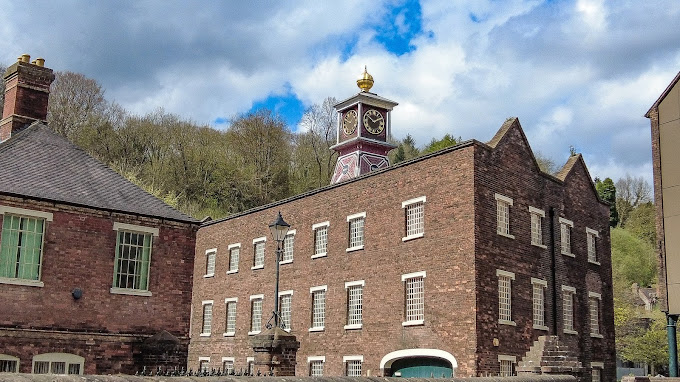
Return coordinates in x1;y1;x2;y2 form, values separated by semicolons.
390;134;420;164
611;228;657;289
617;308;668;373
595;177;620;227
626;202;657;246
421;134;459;155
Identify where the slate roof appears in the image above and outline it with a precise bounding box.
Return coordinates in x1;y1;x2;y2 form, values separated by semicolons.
0;123;197;223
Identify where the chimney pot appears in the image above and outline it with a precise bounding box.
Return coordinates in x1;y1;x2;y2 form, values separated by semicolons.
35;58;45;67
20;54;30;63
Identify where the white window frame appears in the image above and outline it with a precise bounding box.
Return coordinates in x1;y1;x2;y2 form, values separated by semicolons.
562;285;577;334
204;248;216;278
200;300;214;336
246;357;254;375
280;230;296;265
343;355;364;377
402;196;426;242
0;206;53;287
0;354;20;373
495;194;515;239
529;206;547;248
110;222;157;297
227;243;240;274
224;297;238;337
346;212;366;252
497;269;516;326
308;356;325;377
531;278;548;331
560;218;574;257
345;280;365;330
312;221;329;259
591;362;604;382
402;271;426;326
248;294;264;335
278;290;294;332
309;285;327;332
587;228;600;265
498;355;516;377
32;353;84;375
221;357;235;375
589;291;603;338
198;357;210;373
251;237;266;270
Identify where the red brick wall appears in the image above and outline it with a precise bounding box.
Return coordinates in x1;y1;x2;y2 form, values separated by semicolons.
0;195;197;374
189;144;478;377
188;120;614;380
473;121;614;381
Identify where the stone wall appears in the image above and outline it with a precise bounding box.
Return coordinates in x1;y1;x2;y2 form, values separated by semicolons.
0;374;577;382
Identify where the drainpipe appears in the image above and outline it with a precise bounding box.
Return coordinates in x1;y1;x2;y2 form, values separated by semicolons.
549;207;558;334
668;314;678;377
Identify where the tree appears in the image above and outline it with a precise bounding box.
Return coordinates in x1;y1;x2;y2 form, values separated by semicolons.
47;71;109;141
390;134;420;164
421;134;459;155
595;177;619;227
227;109;292;207
616;175;652;227
625;202;657;247
611;228;657;291
534;151;559;175
618;308;668;375
291;97;338;192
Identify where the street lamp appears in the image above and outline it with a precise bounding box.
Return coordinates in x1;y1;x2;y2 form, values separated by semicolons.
267;211;290;329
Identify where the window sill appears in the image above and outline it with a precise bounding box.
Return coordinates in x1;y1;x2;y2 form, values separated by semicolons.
531;242;547;249
311;253;327;259
227;270;238;274
588;260;601;265
344;324;362;330
590;333;603;338
308;327;325;332
279;259;293;265
402;319;424;327
497;232;515;240
0;277;44;287
499;319;516;326
563;329;578;335
200;333;211;337
533;324;549;331
203;274;214;278
223;332;235;337
251;265;264;270
562;252;575;258
110;287;152;297
402;233;424;242
248;330;261;336
346;245;364;253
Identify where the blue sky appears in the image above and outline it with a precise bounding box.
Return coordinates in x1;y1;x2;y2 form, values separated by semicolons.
1;0;679;186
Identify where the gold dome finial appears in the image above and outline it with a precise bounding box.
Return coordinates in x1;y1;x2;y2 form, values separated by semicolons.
356;66;374;92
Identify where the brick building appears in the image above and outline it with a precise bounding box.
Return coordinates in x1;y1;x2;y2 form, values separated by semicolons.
188;73;615;380
0;55;199;375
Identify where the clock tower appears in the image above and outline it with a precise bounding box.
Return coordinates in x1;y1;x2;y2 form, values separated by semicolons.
330;67;398;184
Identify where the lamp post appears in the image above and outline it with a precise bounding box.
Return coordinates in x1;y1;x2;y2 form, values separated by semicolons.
268;211;290;329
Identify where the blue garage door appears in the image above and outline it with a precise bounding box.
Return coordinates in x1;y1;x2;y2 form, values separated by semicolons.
391;357;453;378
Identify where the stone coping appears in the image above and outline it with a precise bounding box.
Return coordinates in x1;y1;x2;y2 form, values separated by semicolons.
0;375;577;382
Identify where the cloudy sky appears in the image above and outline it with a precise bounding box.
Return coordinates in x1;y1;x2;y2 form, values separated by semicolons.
1;0;678;185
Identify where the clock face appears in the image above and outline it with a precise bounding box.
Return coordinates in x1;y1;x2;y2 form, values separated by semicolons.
343;110;358;135
363;109;385;135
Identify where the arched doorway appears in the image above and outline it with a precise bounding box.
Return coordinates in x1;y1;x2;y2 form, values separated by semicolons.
380;349;457;377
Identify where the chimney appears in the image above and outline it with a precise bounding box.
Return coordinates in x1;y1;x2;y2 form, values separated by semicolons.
1;54;55;141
